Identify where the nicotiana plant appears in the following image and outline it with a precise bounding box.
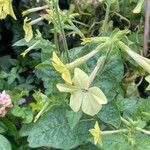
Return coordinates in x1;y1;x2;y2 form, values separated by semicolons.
0;0;150;150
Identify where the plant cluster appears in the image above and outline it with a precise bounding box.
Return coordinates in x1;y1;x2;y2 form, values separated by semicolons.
0;0;150;150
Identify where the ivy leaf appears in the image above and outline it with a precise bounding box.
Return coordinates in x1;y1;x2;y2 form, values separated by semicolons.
0;134;12;150
97;102;121;128
28;107;94;149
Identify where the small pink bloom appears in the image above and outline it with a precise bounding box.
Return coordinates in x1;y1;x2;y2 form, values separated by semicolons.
0;90;13;117
0;106;7;117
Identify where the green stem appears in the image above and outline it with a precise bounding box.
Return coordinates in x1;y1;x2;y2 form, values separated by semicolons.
101;3;111;34
101;129;128;135
54;29;60;53
88;42;112;86
136;127;150;135
53;0;69;62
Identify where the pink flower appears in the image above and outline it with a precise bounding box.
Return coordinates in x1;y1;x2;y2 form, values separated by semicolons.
0;91;13;117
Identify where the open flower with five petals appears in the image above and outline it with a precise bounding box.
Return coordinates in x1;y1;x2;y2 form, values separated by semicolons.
89;121;102;145
57;68;107;116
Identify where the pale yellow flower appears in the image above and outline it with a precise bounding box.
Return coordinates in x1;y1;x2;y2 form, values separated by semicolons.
89;121;102;145
57;68;107;116
52;52;72;84
0;0;16;20
23;17;33;42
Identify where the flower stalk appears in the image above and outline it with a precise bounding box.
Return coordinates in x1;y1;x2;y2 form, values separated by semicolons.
22;5;49;16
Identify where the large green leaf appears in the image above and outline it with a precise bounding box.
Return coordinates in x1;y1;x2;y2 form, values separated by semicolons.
28;107;94;149
97;102;121;128
100;134;130;150
135;134;150;150
0;134;12;150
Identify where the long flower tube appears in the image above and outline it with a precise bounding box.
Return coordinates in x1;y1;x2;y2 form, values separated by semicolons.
52;41;111;84
117;41;150;74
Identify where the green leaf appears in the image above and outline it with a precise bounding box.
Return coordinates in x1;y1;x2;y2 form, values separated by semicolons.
76;142;100;150
19;123;33;137
28;107;94;149
66;110;82;129
97;102;121;128
0;134;12;150
135;134;150;150
101;134;130;150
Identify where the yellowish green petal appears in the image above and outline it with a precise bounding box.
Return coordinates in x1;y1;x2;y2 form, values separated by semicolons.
52;52;65;67
0;0;16;20
82;92;102;116
133;0;144;14
72;68;89;89
62;70;72;84
89;87;107;105
56;83;77;92
145;75;150;90
23;17;33;42
52;52;72;84
70;90;83;112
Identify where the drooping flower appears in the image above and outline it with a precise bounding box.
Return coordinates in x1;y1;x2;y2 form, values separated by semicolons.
0;0;16;20
89;121;102;145
23;17;44;42
57;68;107;116
0;90;13;117
117;41;150;74
52;52;72;84
23;17;33;42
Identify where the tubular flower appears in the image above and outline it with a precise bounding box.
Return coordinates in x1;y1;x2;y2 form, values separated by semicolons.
0;0;16;20
57;68;107;116
89;121;102;145
0;91;13;117
117;41;150;74
52;52;72;84
23;17;33;42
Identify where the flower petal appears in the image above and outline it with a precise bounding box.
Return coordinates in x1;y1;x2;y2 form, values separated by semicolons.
52;62;66;73
62;70;72;84
56;83;76;93
145;75;150;83
70;91;83;112
89;87;107;104
52;52;65;67
73;68;89;88
82;92;102;116
23;17;33;42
